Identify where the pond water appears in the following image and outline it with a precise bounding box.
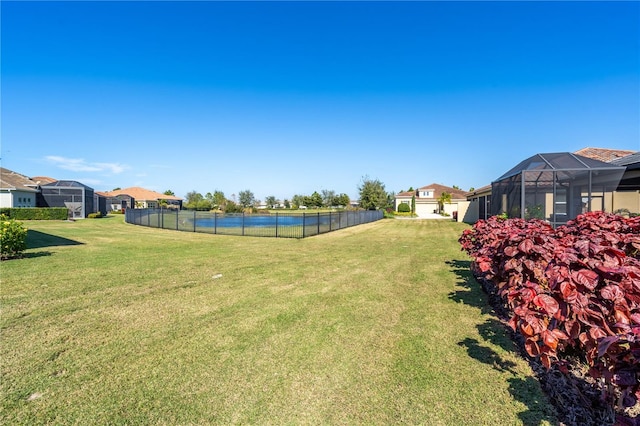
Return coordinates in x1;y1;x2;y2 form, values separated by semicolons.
193;215;305;228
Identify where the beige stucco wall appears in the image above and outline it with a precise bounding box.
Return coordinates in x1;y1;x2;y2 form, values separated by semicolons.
612;190;640;213
463;198;479;223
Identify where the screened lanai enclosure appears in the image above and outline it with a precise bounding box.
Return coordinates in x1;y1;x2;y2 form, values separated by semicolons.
491;152;625;227
39;180;95;219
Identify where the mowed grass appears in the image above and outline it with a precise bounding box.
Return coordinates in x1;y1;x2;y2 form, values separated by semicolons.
1;216;557;425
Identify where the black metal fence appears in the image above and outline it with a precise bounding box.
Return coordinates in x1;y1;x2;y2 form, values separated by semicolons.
125;209;383;238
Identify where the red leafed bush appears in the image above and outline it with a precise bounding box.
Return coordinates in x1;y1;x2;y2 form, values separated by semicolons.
459;211;640;414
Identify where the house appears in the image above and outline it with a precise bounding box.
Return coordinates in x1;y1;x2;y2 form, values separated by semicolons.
102;187;182;210
464;148;639;225
0;167;39;208
395;183;469;221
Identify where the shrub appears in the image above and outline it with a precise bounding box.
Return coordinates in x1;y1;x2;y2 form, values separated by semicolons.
397;203;411;213
1;215;27;260
459;212;640;416
0;207;68;220
87;212;103;219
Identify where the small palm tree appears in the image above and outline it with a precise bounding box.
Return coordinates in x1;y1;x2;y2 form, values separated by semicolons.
437;192;451;214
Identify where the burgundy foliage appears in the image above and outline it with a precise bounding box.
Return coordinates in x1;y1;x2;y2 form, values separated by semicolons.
459;211;640;415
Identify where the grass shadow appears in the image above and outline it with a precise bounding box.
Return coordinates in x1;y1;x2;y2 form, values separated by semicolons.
458;337;518;374
458;331;557;425
446;259;492;314
508;376;559;425
449;260;558;424
26;230;83;249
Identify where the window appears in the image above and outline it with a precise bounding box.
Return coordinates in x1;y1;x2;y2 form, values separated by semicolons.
555;189;567;215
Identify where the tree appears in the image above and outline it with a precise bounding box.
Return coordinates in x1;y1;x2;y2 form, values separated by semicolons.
184;191;204;209
335;193;350;208
452;185;460;190
387;191;396;210
112;187;121;191
224;200;243;213
163;190;175;196
238;190;255;208
291;194;305;208
358;176;388;210
210;190;226;210
265;195;278;209
306;191;323;208
321;189;336;208
283;199;291;209
438;191;452;213
411;194;416;214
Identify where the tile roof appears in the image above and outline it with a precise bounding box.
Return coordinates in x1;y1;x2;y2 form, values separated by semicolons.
573;147;635;163
396;183;468;200
0;167;40;192
103;186;182;201
418;183;468;199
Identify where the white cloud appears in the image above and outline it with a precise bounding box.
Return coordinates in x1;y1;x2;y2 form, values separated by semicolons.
95;162;127;174
45;156;128;174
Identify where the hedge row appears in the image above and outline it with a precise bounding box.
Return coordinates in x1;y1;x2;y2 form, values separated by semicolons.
459;211;639;421
0;208;68;220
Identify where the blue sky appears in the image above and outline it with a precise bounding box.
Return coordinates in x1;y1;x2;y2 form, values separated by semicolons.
2;1;639;202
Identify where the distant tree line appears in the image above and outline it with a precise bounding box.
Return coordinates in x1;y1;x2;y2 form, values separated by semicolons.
176;176;395;213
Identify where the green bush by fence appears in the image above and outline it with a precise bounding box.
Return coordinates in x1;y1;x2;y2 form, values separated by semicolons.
0;208;68;220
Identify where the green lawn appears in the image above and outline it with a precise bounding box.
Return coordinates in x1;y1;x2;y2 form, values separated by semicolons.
1;216;557;425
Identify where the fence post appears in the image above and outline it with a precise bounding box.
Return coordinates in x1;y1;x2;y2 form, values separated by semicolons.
302;213;306;238
242;212;245;236
176;210;179;230
275;212;279;238
317;212;320;235
214;212;217;234
193;211;196;232
329;211;332;231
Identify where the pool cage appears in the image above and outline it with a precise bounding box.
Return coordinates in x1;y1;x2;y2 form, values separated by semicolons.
491;152;625;227
39;180;95;219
